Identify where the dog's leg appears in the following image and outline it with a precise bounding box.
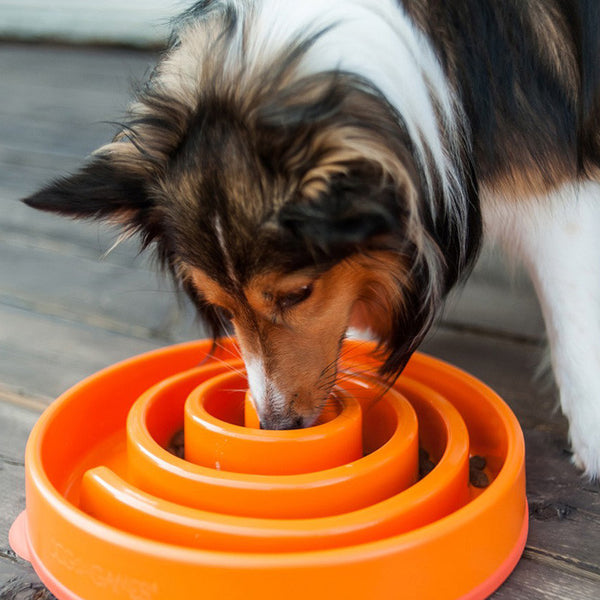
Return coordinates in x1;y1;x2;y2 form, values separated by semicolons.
483;181;600;478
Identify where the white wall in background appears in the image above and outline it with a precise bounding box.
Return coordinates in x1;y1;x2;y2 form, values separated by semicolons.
0;0;188;46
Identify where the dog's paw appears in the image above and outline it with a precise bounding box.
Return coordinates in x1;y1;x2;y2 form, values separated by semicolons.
564;392;600;481
570;446;600;482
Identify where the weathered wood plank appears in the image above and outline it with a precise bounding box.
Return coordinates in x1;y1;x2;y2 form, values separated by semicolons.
0;115;119;161
0;384;50;412
444;275;545;342
0;82;131;123
0;401;57;597
0;43;155;92
0;303;167;399
0;236;183;334
0;402;36;586
0;192;144;269
0;46;154;162
491;553;600;600
524;430;600;575
443;244;545;342
0;404;31;529
0;567;57;600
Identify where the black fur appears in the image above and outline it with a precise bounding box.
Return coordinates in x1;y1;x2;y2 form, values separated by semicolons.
402;0;600;184
23;159;149;220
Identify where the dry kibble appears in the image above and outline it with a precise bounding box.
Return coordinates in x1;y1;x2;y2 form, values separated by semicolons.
168;429;185;459
469;455;490;488
469;455;487;471
469;468;490;488
418;447;437;479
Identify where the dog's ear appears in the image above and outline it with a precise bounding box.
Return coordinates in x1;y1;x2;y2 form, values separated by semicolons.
22;147;154;226
278;166;408;255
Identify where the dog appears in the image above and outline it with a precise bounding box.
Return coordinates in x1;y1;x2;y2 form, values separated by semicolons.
22;0;600;478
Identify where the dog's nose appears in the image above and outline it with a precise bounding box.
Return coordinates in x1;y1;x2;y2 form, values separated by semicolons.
259;414;304;430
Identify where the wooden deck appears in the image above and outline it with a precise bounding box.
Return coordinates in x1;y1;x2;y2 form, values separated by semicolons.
0;43;598;599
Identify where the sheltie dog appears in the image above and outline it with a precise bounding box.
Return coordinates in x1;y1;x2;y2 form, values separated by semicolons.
23;1;600;477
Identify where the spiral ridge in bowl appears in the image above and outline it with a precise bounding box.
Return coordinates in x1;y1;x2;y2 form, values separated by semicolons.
10;338;527;600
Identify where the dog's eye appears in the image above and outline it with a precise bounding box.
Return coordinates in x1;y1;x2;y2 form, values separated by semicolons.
278;284;313;310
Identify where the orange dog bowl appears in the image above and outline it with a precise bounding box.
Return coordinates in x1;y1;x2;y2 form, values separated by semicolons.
9;338;527;600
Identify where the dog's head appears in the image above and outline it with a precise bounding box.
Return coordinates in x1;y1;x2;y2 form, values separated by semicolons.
23;6;481;428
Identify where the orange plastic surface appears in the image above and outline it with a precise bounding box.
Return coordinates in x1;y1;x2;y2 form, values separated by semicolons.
9;338;527;600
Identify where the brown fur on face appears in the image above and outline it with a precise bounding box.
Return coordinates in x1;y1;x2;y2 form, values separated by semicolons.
188;251;406;428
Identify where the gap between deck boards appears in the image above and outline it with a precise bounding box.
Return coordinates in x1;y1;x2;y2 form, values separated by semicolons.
0;384;49;412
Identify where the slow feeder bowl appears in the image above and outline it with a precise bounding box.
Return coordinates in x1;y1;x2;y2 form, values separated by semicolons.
9;338;527;600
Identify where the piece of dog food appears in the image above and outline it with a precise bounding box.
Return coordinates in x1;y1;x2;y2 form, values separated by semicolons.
469;455;487;471
167;429;185;459
418;447;436;479
469;469;490;488
469;455;490;488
